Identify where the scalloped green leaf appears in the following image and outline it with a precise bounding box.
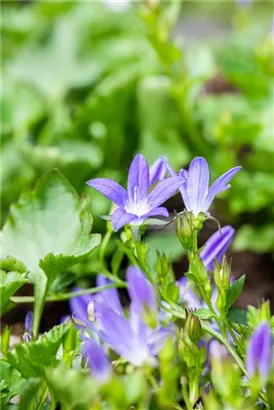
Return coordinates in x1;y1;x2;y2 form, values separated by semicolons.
0;270;27;315
1;169;101;334
5;324;69;379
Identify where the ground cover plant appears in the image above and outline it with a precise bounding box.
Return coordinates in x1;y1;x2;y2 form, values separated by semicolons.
1;1;274;409
1;153;274;409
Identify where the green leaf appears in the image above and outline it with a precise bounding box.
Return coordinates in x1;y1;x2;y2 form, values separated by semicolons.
227;307;248;327
0;257;27;274
226;275;246;311
0;361;26;403
5;324;69;378
0;271;27;315
1;326;11;356
1;169;101;335
18;378;42;410
194;308;215;320
45;365;96;410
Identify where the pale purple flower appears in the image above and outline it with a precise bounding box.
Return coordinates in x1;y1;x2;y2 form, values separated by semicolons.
82;338;111;383
92;267;173;366
87;154;184;231
246;321;273;384
162;156;241;217
70;289;94;323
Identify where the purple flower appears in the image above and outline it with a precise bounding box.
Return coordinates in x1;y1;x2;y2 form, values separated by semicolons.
82;338;111;383
200;225;235;271
246;322;273;385
92;267;173;366
87;154;184;231
162;157;241;217
23;311;33;342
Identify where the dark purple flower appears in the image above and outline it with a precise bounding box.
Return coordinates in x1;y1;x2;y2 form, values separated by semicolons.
25;311;33;334
87;154;184;231
82;338;111;383
162;157;241;217
246;322;273;384
200;225;235;271
93;267;173;366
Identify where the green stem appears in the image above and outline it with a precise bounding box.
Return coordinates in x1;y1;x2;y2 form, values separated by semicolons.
182;380;192;410
10;283;126;304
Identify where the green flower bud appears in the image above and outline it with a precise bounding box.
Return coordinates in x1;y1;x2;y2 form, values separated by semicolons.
176;212;195;251
185;311;202;343
214;256;231;291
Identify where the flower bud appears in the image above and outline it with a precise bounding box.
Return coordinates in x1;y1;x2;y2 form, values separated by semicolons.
214;256;231;291
185;311;202;343
176;212;195;251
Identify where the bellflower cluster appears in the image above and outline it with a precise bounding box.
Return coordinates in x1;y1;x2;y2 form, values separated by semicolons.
87;154;183;231
82;267;172;367
246;321;273;385
161;156;241;216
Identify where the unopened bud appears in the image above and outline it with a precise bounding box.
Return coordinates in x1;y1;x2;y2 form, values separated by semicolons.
214;256;231;291
176;212;195;250
185;312;201;343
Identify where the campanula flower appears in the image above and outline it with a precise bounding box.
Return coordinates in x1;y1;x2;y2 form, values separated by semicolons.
87;154;184;231
82;338;111;383
92;267;173;366
23;311;33;343
162;156;241;217
246;321;273;385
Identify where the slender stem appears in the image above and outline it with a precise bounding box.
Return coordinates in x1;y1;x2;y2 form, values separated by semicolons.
10;283;126;304
182;381;192;410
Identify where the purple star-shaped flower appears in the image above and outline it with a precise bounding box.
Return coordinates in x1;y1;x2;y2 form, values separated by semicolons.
92;267;173;366
162;156;241;217
246;321;273;385
87;154;184;231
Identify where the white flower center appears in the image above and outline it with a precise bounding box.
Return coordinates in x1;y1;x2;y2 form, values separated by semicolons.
124;186;150;217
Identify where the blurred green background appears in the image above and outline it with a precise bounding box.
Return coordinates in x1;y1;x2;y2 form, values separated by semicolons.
2;0;274;263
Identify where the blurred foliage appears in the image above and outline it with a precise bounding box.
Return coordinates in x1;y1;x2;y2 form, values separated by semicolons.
1;0;274;265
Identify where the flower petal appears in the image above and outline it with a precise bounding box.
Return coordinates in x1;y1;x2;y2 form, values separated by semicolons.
160;156;178;177
111;208;137;231
150;157;167;185
205;166;242;210
186;157;209;215
148;176;185;209
127;154;150;202
246;321;272;383
96;275;123;315
69;288;93;322
82;338;111;383
142;207;169;219
126;266;156;311
200;226;235;271
87;178;127;207
25;311;33;334
178;277;202;309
